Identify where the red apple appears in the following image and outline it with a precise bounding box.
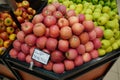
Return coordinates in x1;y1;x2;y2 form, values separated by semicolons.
53;11;63;19
0;32;9;40
26;55;33;63
49;25;60;38
66;49;78;60
72;23;84;35
46;38;58;51
69;35;80;48
74;56;83;66
78;14;86;23
94;27;104;38
32;14;44;24
93;38;102;49
53;63;65;74
45;28;50;37
42;9;52;17
90;50;99;59
88;30;96;41
60;26;72;40
16;31;25;43
64;60;75;70
57;18;69;28
77;44;85;55
66;10;76;18
21;43;30;54
33;23;46;37
13;40;21;51
17;16;24;23
51;50;65;63
58;39;69;52
68;16;79;26
52;1;60;9
82;53;91;62
30;46;36;56
58;5;66;15
83;20;95;32
43;61;53;71
43;16;57;27
17;52;26;61
21;21;33;34
85;41;94;52
25;34;37;46
46;4;56;12
36;36;47;49
79;32;89;44
9;48;18;58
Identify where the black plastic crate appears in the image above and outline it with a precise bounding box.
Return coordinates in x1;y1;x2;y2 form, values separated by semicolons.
5;44;120;80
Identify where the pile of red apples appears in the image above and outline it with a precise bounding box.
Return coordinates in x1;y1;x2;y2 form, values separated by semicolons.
9;2;103;74
14;0;36;23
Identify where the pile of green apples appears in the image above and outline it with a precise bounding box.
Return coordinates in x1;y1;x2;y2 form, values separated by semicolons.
48;0;120;56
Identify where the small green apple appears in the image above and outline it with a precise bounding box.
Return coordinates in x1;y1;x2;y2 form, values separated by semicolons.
69;4;76;10
101;39;110;49
102;13;110;20
97;16;108;26
99;0;104;6
95;4;102;10
109;37;115;44
63;1;70;7
106;46;112;53
113;29;120;39
94;8;101;13
102;6;111;13
110;1;117;9
93;12;101;21
98;49;106;56
104;29;114;39
85;14;93;20
104;0;111;6
85;8;93;14
92;0;98;4
113;8;118;14
108;11;116;20
112;42;119;50
99;26;105;31
116;39;120;47
105;20;115;29
94;22;98;26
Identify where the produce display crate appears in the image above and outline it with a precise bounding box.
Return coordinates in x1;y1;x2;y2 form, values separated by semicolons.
5;45;120;80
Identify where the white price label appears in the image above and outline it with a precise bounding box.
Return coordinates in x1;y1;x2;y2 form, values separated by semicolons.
32;49;50;65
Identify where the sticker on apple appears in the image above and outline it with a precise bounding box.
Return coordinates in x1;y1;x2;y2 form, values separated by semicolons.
32;48;50;65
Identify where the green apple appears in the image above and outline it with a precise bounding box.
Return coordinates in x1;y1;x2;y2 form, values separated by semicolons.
99;0;104;6
95;4;102;10
92;0;98;4
97;16;108;26
94;8;101;13
109;37;115;44
76;0;82;3
93;12;101;21
112;42;119;50
98;49;106;56
85;14;93;20
113;8;118;14
85;8;92;14
102;6;111;13
102;13;110;20
108;11;116;20
101;39;110;49
110;1;117;9
116;39;120;47
105;20;115;29
106;46;112;53
94;22;98;26
104;29;114;39
63;1;70;7
113;29;120;39
104;0;111;6
88;4;95;11
69;4;76;10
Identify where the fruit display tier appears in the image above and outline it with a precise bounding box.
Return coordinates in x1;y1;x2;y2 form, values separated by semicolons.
5;46;120;80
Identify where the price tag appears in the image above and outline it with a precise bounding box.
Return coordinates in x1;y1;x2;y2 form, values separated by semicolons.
32;48;50;65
